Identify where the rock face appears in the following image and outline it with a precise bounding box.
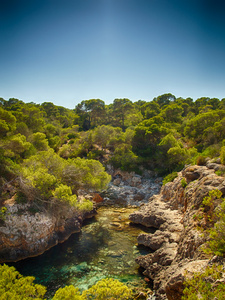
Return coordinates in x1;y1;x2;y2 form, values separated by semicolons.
0;203;96;263
129;164;225;300
101;168;162;207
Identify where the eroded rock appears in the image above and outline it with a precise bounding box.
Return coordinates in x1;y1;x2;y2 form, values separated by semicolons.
131;163;225;300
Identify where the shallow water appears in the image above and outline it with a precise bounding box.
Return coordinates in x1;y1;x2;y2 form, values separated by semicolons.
11;207;154;298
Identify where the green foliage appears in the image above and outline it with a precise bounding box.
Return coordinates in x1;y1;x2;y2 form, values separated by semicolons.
0;264;46;299
181;177;187;188
0;265;134;300
30;132;49;151
182;265;225;300
53;285;82;300
4;134;32;159
63;157;111;192
162;172;178;185
110;145;138;172
220;146;225;165
81;278;133;300
0;107;16;137
202;190;225;256
0;206;8;221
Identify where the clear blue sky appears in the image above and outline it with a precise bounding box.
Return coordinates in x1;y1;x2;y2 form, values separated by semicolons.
1;0;225;108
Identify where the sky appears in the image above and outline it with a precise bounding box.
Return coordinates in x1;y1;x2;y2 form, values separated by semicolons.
1;0;225;109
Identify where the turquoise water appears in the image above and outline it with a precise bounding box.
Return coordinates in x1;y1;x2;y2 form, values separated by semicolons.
11;207;153;298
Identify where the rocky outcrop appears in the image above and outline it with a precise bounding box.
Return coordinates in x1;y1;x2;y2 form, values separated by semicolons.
101;168;162;207
0;202;96;263
130;164;225;300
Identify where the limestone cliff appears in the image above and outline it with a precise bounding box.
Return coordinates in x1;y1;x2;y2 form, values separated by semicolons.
129;163;225;300
0;201;96;263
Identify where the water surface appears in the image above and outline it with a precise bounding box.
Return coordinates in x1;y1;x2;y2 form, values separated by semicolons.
12;207;153;298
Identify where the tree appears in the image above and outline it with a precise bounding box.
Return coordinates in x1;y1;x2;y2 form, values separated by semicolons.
4;134;32;159
112;98;134;131
53;285;82;300
161;103;183;123
82;278;133;300
0;107;16;137
75;99;105;130
140;101;160;119
0;264;46;299
155;93;176;107
62;157;111;192
92;125;121;150
30;132;49;151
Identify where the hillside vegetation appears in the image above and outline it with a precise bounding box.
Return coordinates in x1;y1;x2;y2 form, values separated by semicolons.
1;94;225;299
1;95;225;209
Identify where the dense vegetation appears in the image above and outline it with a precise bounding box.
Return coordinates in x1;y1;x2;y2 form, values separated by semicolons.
1;94;225;183
1;94;225;299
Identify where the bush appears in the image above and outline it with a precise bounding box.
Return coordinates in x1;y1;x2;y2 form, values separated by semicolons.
0;264;46;299
52;285;82;300
81;278;133;300
220;146;225;165
196;155;206;166
181;177;187;188
162;172;178;185
182;265;225;300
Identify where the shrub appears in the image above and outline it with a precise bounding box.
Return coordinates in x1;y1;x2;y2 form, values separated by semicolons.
81;278;133;300
220;146;225;165
181;177;187;188
52;285;82;300
0;206;8;222
162;172;178;185
196;155;206;166
182;265;225;300
0;264;46;299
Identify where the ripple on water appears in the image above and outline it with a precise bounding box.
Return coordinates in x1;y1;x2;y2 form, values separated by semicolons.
10;207;154;298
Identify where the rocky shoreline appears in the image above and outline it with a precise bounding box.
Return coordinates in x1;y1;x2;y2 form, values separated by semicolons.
0;168;161;263
0;202;96;263
129;163;225;300
1;163;225;300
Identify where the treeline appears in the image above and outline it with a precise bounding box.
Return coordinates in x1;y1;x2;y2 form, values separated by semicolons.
1;94;225;210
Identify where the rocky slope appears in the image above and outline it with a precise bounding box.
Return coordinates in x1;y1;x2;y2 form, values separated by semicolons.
129;163;225;300
101;168;162;207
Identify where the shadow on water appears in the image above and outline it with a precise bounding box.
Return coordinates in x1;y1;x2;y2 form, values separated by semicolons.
9;207;153;298
129;222;156;234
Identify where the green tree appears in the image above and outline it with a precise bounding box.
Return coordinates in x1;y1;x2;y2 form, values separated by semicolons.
82;278;133;300
76;99;105;130
62;157;111;192
0;264;46;299
53;285;82;300
4;134;33;159
0;107;16;137
30;132;49;151
112;98;134;131
155;93;176;107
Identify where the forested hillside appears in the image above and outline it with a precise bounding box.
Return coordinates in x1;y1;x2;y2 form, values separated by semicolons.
1;94;225;299
1;93;225;217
